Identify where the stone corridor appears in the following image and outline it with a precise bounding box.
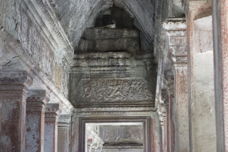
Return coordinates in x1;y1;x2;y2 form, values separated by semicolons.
0;0;228;152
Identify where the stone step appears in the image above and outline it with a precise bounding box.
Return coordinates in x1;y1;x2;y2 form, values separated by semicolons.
82;28;139;40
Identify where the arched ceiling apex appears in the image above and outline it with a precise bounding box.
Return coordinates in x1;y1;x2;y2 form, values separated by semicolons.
52;0;156;48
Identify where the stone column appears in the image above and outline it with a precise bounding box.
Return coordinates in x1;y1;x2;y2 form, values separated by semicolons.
58;114;71;152
0;70;31;152
44;103;59;152
70;111;80;152
213;0;228;151
163;18;190;152
26;90;48;152
164;71;175;152
158;103;168;152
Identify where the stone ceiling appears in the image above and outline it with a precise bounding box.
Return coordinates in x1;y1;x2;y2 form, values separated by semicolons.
52;0;157;48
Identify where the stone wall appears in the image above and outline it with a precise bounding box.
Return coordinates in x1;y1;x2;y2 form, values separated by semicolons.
0;0;74;110
70;27;157;108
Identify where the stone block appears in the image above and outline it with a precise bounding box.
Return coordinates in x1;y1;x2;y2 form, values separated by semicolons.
82;28;139;40
78;38;139;54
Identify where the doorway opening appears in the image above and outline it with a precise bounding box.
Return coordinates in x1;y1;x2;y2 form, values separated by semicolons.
79;117;152;152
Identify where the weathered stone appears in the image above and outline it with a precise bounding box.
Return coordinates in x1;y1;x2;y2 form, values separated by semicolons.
44;103;59;152
53;0;155;47
26;90;48;152
0;70;31;152
78;38;139;54
82;28;139;40
58;114;71;152
0;0;226;152
73;79;154;106
189;14;216;152
163;18;190;152
214;0;228;151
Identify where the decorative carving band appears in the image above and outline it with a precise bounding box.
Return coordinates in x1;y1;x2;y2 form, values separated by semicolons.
75;79;154;104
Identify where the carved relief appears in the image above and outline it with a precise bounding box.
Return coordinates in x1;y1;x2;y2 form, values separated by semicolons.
75;79;153;103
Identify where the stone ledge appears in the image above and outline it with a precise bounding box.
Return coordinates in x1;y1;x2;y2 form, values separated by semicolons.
27;89;48;102
82;28;139;40
0;70;32;85
74;101;155;109
58;114;71;126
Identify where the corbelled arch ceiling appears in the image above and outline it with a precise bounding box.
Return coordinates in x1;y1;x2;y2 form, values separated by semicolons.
52;0;157;48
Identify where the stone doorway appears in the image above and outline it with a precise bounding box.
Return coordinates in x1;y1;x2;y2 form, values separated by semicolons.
78;117;152;152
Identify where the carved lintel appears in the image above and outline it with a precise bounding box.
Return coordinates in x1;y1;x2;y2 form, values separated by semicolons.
76;79;154;104
45;103;59;122
0;70;32;86
58;114;71;127
26;90;49;112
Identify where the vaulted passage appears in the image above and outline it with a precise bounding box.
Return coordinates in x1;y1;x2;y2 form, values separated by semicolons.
0;0;227;152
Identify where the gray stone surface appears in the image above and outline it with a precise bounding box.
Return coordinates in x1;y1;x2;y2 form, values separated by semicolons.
53;0;155;47
77;28;140;53
78;38;139;54
102;148;143;152
82;28;139;40
99;125;144;145
70;27;157;108
0;1;219;152
190;16;216;152
0;0;74;113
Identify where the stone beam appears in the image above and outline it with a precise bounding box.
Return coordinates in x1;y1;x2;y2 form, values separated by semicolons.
0;70;32;152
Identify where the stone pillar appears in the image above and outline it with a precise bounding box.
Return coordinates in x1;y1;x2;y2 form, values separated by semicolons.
0;70;31;152
58;114;71;152
213;0;228;151
44;103;59;152
164;72;175;152
70;111;80;152
26;90;48;152
163;18;190;152
158;103;168;152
